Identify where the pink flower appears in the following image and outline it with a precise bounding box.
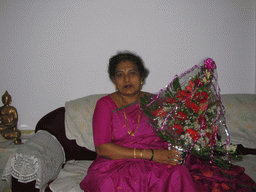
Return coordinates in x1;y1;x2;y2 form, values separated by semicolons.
204;58;216;71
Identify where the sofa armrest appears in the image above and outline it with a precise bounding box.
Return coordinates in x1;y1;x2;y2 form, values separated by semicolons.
2;130;65;191
35;107;97;161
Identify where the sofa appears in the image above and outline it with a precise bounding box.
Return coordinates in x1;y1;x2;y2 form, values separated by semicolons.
2;93;256;192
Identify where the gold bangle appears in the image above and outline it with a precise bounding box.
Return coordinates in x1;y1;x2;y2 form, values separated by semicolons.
140;149;143;159
134;148;136;159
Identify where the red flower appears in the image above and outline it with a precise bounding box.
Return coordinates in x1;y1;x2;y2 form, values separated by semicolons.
185;100;200;114
169;124;184;135
197;115;207;129
190;102;200;113
194;91;209;104
186;81;194;92
165;97;178;104
177;90;190;101
173;111;188;121
205;133;214;146
186;128;199;142
200;103;208;112
152;108;167;118
206;130;215;145
194;79;202;87
206;132;211;139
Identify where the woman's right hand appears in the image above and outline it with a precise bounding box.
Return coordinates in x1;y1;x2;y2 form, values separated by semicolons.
152;149;183;165
96;143;183;165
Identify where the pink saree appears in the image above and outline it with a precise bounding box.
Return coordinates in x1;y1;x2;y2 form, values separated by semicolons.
80;95;256;191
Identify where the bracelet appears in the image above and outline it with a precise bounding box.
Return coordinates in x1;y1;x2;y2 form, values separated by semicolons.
149;149;154;161
134;148;137;159
140;149;143;159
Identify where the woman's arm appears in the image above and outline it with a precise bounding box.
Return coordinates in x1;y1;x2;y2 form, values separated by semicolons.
96;142;182;165
96;143;137;160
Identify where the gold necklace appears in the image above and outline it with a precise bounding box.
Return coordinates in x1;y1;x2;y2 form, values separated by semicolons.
119;95;141;137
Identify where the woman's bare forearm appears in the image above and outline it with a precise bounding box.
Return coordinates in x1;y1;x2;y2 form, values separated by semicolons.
96;143;152;160
95;143;182;165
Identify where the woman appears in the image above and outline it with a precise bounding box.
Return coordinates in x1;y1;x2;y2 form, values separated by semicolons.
80;52;196;191
80;52;256;191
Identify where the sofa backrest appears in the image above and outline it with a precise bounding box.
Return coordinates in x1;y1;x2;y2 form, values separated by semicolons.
35;93;256;161
64;94;107;151
221;94;256;148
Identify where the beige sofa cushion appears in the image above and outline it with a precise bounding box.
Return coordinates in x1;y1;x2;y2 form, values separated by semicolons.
65;94;107;151
221;94;256;148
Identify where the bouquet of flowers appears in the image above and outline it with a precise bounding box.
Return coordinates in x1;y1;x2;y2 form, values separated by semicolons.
140;58;241;169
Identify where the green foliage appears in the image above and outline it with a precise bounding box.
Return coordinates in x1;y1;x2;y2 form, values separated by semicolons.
165;87;174;98
172;77;181;92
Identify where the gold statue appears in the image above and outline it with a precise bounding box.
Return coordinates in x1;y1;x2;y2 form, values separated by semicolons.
0;91;21;144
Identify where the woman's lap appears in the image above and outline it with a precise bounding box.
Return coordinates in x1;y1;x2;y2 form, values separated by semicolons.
80;159;196;191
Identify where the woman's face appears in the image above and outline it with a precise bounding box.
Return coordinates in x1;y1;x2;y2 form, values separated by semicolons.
113;60;142;97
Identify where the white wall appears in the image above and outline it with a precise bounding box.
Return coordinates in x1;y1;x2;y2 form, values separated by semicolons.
0;0;255;130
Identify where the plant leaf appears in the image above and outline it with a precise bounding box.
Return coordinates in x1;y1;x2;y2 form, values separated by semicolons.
172;77;181;92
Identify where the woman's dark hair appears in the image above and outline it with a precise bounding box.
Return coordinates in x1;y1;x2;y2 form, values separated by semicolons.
108;51;149;84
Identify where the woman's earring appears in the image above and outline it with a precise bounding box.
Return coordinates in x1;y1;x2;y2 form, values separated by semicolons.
115;85;118;91
140;81;143;89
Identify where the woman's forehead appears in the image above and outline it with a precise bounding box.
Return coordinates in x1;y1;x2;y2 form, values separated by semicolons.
116;61;138;71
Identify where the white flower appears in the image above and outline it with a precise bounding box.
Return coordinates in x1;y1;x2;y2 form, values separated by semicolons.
225;143;237;152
